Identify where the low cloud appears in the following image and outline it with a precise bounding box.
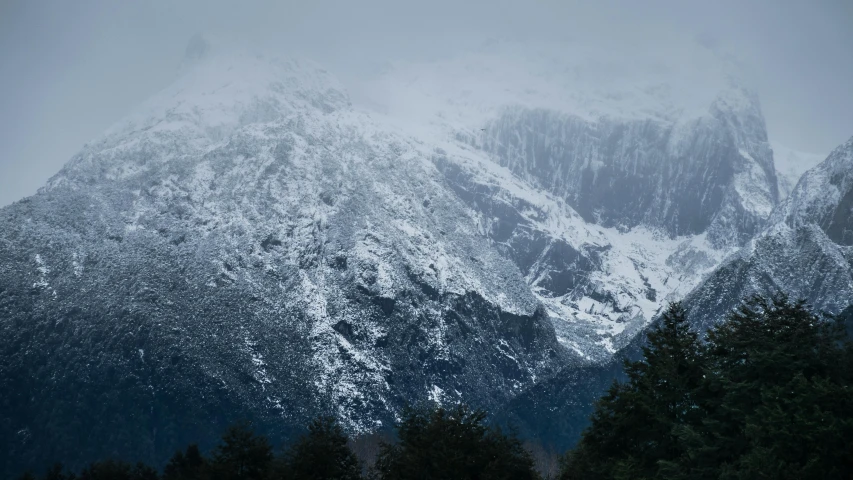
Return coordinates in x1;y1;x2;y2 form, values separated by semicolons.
1;0;851;206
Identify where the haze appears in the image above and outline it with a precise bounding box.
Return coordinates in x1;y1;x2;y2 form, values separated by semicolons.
1;0;852;207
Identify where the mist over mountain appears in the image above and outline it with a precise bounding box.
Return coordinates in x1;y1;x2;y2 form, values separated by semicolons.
1;13;851;476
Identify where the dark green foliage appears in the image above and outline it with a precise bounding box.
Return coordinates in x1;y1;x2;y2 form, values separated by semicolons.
42;463;76;480
208;423;273;480
374;404;540;480
17;411;561;479
77;460;159;480
561;297;853;479
677;297;853;479
162;445;205;480
279;416;362;480
561;302;701;479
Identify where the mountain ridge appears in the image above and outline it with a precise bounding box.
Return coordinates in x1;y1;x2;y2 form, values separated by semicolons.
0;39;840;475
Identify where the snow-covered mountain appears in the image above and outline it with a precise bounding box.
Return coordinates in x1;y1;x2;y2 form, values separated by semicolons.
685;136;853;332
771;143;826;200
358;40;785;357
495;139;852;451
0;37;818;473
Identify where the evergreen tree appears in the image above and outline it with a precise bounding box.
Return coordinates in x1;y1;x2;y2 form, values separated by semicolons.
163;445;206;480
563;296;853;479
678;296;853;478
561;302;703;479
42;463;76;480
16;463;76;480
77;460;158;480
208;423;273;480
279;416;362;480
374;404;539;480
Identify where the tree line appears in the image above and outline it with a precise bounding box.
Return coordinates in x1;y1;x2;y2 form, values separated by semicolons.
17;405;542;480
17;296;853;479
562;297;853;479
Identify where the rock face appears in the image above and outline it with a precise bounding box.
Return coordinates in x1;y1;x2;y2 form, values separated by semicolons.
0;39;808;474
0;50;571;473
474;89;777;248
502;138;853;451
684;137;853;332
771;143;825;200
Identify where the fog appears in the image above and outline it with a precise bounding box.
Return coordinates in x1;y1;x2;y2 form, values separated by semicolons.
1;0;851;207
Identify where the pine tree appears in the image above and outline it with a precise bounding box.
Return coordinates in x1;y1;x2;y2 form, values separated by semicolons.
208;423;273;480
561;302;703;479
681;296;853;478
163;444;206;480
281;416;362;480
76;459;158;480
374;404;539;480
42;463;75;480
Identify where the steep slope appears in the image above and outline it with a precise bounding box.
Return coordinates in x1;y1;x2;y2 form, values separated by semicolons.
499;136;853;450
364;41;779;356
684;136;853;331
772;143;825;200
370;42;780;247
0;38;788;474
0;47;570;474
473;87;777;248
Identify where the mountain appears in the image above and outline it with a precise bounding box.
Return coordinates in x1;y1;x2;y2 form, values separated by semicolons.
771;142;825;200
368;41;782;357
685;136;853;331
500;137;853;450
0;37;795;474
0;46;574;473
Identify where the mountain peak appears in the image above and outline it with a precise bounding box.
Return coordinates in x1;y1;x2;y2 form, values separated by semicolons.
48;42;352;189
771;143;826;200
116;45;349;137
778;135;853;245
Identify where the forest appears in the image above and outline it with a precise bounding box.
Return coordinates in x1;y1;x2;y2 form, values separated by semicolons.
17;296;853;479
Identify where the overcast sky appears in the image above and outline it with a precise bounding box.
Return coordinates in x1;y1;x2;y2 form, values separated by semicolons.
1;0;852;207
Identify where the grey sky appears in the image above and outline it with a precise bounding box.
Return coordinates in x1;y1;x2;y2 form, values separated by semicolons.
1;0;851;207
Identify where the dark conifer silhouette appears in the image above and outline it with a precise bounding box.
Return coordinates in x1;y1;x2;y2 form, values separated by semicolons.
43;463;74;480
77;459;158;480
561;296;853;479
162;444;205;480
562;302;703;479
280;416;362;480
208;422;273;480
674;296;853;478
374;404;539;480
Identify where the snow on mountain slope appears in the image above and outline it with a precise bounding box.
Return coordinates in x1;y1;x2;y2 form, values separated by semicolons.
775;137;853;244
39;39;739;360
428;141;730;358
2;43;581;472
684;137;853;332
351;40;780;356
771;142;826;200
51;46;350;186
366;40;778;243
0;37;789;473
29;37;778;369
498;138;853;451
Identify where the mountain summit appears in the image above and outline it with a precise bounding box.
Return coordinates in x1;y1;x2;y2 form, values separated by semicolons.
0;39;835;474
